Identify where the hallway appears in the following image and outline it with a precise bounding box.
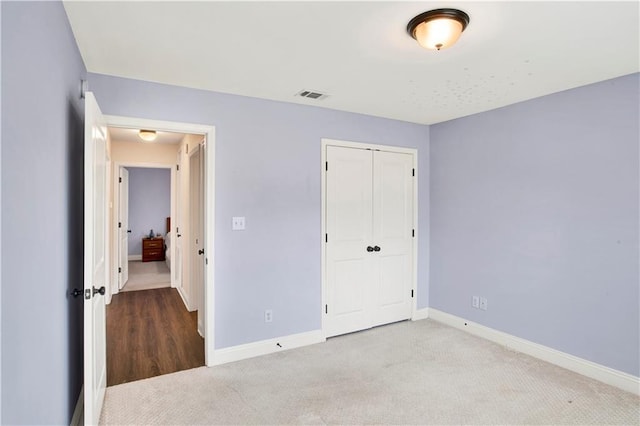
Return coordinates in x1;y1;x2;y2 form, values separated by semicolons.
106;287;204;386
121;260;170;292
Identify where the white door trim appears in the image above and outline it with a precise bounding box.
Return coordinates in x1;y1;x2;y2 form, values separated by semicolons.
105;115;216;367
320;138;418;339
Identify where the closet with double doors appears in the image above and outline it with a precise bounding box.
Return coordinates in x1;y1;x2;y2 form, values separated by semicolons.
323;140;416;338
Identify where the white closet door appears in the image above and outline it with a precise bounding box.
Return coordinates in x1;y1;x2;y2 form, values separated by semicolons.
371;151;414;326
325;146;374;337
325;145;414;338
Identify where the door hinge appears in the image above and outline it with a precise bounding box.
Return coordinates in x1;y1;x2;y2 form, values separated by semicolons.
118;222;121;228
412;229;415;237
412;168;415;177
411;289;414;298
119;177;122;183
325;233;328;243
325;161;328;171
325;304;328;314
206;258;208;265
118;267;122;273
176;164;180;171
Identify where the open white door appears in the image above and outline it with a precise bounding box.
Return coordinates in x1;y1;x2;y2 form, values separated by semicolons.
84;92;108;425
118;166;129;289
174;147;183;290
189;143;205;336
197;142;206;335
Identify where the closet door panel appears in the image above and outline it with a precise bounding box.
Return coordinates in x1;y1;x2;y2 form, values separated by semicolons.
372;151;414;325
325;146;374;337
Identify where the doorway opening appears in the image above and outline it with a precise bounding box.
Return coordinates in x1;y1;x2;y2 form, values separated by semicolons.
104;120;214;386
119;165;172;294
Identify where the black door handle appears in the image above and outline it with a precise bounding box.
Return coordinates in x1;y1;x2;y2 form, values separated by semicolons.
92;286;106;296
71;288;83;298
198;249;205;255
366;246;374;252
127;229;132;233
373;246;381;252
177;234;182;238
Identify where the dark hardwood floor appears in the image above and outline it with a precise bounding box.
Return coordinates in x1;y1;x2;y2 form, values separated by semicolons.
106;287;204;386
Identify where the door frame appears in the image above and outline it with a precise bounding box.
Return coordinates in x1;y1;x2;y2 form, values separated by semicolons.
320;138;419;339
105;114;216;366
110;162;175;300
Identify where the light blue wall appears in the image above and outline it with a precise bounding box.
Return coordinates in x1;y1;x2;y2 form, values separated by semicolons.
127;167;171;255
1;1;86;424
430;73;640;376
88;73;431;349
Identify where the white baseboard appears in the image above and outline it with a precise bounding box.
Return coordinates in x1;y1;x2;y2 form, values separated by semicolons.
412;307;429;321
211;330;325;366
70;386;84;426
176;286;193;312
427;308;640;396
128;254;141;261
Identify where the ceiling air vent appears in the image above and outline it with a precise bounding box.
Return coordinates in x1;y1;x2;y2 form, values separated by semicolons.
296;90;328;100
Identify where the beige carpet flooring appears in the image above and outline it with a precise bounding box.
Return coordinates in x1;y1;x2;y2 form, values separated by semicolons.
100;319;639;425
121;260;170;292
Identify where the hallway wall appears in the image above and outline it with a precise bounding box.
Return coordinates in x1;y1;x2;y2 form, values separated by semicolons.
127;167;171;256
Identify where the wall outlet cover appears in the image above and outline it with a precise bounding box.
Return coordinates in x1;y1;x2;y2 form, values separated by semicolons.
479;297;488;311
232;216;246;230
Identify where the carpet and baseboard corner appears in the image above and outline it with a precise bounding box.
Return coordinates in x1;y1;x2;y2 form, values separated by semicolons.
207;307;638;396
425;308;639;396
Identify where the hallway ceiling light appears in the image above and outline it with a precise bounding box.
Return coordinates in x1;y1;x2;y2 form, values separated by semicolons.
138;129;157;141
407;8;470;51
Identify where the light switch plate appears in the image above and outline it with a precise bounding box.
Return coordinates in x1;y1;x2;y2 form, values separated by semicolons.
232;216;245;230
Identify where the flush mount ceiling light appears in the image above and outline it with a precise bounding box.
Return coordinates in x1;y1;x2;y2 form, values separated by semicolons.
138;129;157;142
407;8;470;51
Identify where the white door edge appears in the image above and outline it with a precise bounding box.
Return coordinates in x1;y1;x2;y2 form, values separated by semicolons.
320;138;418;339
105;115;215;366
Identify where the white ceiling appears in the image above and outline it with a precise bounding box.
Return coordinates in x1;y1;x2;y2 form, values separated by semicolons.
64;1;639;125
109;127;185;144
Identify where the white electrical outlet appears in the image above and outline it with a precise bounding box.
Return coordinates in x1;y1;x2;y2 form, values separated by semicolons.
264;309;273;323
232;216;246;230
479;297;488;311
472;296;479;309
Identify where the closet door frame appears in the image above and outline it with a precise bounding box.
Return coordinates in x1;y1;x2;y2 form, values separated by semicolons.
321;138;418;339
